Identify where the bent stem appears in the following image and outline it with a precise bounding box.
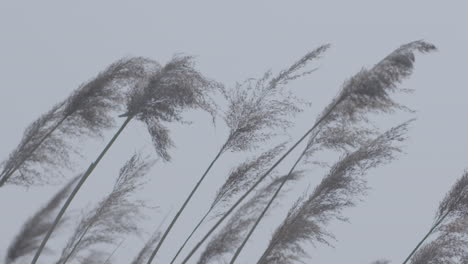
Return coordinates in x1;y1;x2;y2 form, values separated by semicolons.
169;208;213;264
179;100;338;264
230;149;305;264
145;146;226;264
103;239;126;264
0;116;68;187
30;115;133;264
401;210;450;264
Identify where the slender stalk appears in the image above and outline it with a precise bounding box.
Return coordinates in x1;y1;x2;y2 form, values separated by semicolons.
0;116;68;187
30;115;133;264
61;222;94;264
230;149;305;263
401;211;450;264
180;99;340;264
145;146;226;264
103;239;126;264
169;208;213;264
256;243;273;264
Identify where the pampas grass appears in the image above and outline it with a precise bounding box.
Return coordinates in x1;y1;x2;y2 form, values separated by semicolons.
6;175;80;263
169;144;286;263
403;171;468;264
145;46;328;264
55;153;154;264
2;40;453;264
256;122;411;264
179;40;436;264
197;172;303;264
30;55;219;264
0;57;155;187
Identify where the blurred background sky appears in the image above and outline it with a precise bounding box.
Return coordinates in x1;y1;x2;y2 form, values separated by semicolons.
0;1;467;263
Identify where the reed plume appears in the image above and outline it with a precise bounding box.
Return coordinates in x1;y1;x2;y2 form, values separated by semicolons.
146;46;329;264
230;40;436;264
55;153;154;264
197;173;302;264
180;40;436;264
6;175;80;263
257;122;411;264
31;55;218;264
410;215;467;264
403;171;468;264
0;57;155;187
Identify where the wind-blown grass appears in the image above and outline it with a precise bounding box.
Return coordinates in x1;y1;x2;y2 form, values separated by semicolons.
30;55;219;264
0;57;156;187
197;172;303;264
146;46;329;264
403;171;468;264
257;122;411;264
179;40;436;264
6;175;80;263
55;153;155;264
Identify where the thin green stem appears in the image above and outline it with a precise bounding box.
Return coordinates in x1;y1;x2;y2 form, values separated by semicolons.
145;146;225;264
30;115;133;264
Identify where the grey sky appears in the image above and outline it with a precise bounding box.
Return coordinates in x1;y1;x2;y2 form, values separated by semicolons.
0;1;467;263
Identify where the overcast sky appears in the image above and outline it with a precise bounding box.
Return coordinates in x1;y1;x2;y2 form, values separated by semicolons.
0;1;467;264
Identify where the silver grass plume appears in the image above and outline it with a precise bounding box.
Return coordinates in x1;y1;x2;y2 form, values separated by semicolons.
258;122;412;264
179;41;436;264
221;45;329;153
125;55;220;161
229;41;434;264
211;143;286;214
305;40;436;163
403;171;468;264
410;215;467;264
150;47;328;264
6;175;80;263
0;57;156;187
197;173;303;264
55;153;155;264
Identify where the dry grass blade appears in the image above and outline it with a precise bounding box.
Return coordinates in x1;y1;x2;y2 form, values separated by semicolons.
6;175;80;263
0;57;157;187
258;121;412;264
197;173;302;264
55;153;155;264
